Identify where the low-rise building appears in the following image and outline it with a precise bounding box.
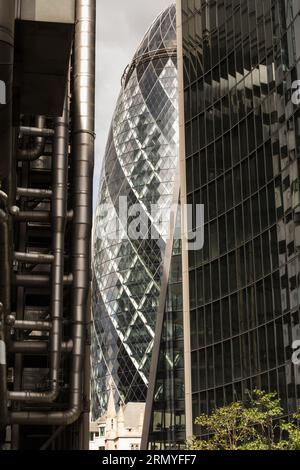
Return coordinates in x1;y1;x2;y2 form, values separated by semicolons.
90;389;145;451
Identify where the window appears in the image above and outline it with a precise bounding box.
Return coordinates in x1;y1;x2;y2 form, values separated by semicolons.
204;264;211;303
222;297;231;339
242;159;250;198
206;305;213;344
231;294;239;336
220;256;228;295
225;171;233;210
227;211;235;250
228;251;237;291
212;260;220;300
224;341;232;383
217;176;225;215
233;337;241;379
199;349;206;391
233;165;242;205
210;220;219;258
130;444;140;450
252;195;260;235
198;308;205;347
213;302;221;342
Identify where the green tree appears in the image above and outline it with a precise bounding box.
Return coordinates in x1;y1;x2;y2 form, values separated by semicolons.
188;390;300;451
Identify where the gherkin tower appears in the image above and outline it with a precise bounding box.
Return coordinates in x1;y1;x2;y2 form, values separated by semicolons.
91;4;179;418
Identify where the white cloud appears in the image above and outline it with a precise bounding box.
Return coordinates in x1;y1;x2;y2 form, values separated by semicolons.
94;0;173;210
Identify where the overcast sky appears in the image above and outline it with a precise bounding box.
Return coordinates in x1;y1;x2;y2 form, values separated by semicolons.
94;0;173;210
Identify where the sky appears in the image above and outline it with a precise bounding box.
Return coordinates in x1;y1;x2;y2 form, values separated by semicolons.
94;0;174;211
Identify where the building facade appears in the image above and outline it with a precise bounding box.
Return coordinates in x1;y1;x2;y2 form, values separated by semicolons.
92;4;179;419
89;418;106;451
0;0;95;450
143;0;300;448
89;394;145;451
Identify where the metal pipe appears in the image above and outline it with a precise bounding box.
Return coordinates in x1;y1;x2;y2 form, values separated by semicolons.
0;213;9;437
13;274;73;288
22;308;50;319
14;252;54;264
0;0;15;440
12;208;71;223
8;319;52;332
19;123;54;138
9;91;69;404
0;191;8;203
0;337;7;442
9;340;73;355
17;188;52;199
67;210;74;221
17;117;48;161
9;0;96;426
11;208;51;223
42;93;69;403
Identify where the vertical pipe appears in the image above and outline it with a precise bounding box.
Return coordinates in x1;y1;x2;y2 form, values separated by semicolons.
9;0;96;426
0;335;7;443
8;93;69;403
17;116;47;161
0;208;10;442
0;0;15;443
48;93;69;401
0;0;15;200
68;0;95;428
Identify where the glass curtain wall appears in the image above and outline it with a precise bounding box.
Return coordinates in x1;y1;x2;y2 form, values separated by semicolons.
182;0;300;437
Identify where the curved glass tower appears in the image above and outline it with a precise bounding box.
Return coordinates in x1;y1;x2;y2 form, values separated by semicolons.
92;4;178;418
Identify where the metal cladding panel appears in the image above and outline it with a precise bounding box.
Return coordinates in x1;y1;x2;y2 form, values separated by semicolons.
14;20;74;117
20;0;75;24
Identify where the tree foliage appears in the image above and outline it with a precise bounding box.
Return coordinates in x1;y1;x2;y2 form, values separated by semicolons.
188;390;300;451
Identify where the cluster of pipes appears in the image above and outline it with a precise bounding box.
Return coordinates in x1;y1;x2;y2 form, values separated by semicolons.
0;0;95;447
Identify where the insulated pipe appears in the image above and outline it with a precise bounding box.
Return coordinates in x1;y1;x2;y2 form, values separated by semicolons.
9;0;96;426
9;93;69;403
0;0;15;440
23;309;50;318
11;208;51;223
8;320;52;332
17;188;52;199
0;337;7;440
13;274;73;288
12;208;72;222
9;340;73;356
19;125;54;138
17;117;48;161
14;252;54;264
64;0;96;425
0;0;15;203
0;190;8;203
0;210;9;437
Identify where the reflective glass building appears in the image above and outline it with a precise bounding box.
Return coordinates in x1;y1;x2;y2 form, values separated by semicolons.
92;4;179;419
143;0;300;448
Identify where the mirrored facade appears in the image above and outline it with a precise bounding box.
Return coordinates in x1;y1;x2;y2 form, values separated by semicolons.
182;0;300;438
143;0;300;449
147;233;186;450
92;4;179;419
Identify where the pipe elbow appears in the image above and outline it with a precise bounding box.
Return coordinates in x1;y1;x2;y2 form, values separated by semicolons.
17;142;45;162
